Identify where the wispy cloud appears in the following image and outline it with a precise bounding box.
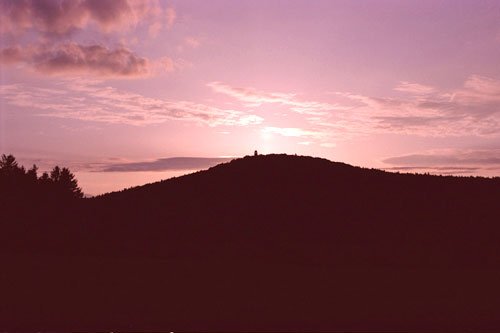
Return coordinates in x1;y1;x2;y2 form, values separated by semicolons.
184;37;201;48
206;81;350;147
0;80;264;127
260;126;337;148
148;6;176;37
207;81;346;115
394;81;436;94
463;75;500;95
329;75;500;137
207;76;500;147
99;157;233;172
262;126;326;139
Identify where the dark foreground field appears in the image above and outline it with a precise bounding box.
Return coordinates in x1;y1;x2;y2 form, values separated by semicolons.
2;154;500;331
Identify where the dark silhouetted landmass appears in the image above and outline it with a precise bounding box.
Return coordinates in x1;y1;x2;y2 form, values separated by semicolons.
2;154;500;331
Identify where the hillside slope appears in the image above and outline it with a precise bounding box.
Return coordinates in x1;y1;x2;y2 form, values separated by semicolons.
2;154;500;330
85;154;500;267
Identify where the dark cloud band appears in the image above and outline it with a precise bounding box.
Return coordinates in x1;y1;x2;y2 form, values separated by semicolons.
1;43;150;77
382;149;500;176
101;157;233;172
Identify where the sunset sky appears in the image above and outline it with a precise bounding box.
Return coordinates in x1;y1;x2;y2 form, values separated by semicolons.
1;0;500;194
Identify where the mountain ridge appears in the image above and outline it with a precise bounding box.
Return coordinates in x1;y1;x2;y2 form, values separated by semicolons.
94;153;498;198
81;154;500;268
2;153;500;330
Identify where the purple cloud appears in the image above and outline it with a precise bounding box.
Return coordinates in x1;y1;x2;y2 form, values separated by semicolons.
100;157;233;172
0;45;26;64
382;150;500;166
381;149;500;176
0;0;175;78
0;43;150;77
0;0;166;36
36;43;149;77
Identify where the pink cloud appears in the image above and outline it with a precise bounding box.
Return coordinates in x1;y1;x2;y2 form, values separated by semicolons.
0;0;169;36
0;45;27;64
148;6;176;37
207;81;346;115
174;59;194;70
394;81;436;95
148;22;163;38
262;126;327;139
0;80;264;127
463;75;500;95
260;126;338;148
0;1;178;78
184;37;201;48
165;7;176;28
155;57;175;72
0;43;150;78
330;75;500;137
207;76;500;146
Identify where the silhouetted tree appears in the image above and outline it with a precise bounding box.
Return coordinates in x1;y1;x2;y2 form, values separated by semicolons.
0;154;18;169
59;167;83;198
50;166;62;182
27;164;38;181
0;155;84;200
46;165;82;198
0;154;24;177
39;171;50;182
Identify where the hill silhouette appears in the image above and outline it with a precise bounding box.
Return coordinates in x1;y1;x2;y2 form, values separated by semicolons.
2;154;500;331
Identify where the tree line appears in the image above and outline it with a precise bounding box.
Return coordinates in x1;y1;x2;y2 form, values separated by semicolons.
0;154;83;199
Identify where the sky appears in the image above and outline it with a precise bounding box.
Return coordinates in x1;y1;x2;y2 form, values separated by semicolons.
1;0;500;195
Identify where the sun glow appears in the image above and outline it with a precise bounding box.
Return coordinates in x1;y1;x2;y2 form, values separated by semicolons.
260;130;273;141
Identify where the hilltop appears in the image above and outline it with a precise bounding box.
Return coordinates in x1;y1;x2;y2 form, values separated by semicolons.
84;154;500;267
2;154;500;330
